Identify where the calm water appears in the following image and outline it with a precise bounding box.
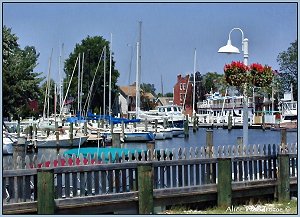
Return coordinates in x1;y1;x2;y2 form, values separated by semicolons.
3;128;297;164
124;128;298;150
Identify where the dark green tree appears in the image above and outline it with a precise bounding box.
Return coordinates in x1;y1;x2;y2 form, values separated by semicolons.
64;35;120;115
140;83;156;96
202;72;226;95
3;26;43;120
276;40;297;99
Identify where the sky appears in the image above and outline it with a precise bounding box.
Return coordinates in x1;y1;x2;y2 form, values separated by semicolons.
2;2;298;94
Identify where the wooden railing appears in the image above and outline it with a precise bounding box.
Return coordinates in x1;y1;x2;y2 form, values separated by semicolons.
2;143;297;214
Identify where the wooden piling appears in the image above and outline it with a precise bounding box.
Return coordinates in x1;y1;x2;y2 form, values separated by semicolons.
154;119;158;133
33;123;38;151
217;158;232;208
37;168;55;214
193;113;197;132
112;133;121;148
262;112;266;131
84;121;88;135
206;130;213;158
13;137;27;169
228;113;232;130
184;115;189;138
163;118;167;129
145;118;148;131
17;119;20;137
69;122;74;146
137;162;154;214
55;122;59;149
277;154;290;202
280;128;287;152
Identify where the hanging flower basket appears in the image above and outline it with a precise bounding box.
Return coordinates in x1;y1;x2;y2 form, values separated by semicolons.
224;61;249;86
249;63;274;87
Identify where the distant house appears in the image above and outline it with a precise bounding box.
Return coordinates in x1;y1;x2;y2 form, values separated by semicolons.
156;97;173;107
118;84;156;116
173;74;193;115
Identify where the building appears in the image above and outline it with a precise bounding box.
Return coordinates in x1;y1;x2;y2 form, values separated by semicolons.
156;97;173;107
173;74;193;115
118;84;156;116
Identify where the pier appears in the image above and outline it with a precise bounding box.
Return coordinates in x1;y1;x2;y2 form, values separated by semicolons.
3;142;297;214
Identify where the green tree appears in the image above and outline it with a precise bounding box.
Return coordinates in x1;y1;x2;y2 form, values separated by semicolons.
202;72;226;95
64;35;120;115
276;40;297;99
140;83;156;96
3;26;43;120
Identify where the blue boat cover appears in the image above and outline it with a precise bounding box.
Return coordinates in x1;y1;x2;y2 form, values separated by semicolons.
64;147;144;162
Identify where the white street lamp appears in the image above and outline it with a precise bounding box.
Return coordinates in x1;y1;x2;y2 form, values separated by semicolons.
218;27;249;147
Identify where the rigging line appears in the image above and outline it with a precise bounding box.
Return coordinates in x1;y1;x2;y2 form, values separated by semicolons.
59;56;79;117
83;46;105;115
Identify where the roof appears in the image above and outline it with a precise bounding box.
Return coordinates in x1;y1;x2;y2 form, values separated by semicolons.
157;97;173;106
119;86;137;97
119;85;155;99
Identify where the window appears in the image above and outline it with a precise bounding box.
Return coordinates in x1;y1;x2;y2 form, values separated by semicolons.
182;83;186;90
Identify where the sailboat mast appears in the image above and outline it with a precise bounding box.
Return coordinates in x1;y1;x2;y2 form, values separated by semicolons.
192;48;196;115
60;43;64;115
109;33;112;116
135;41;140;117
103;46;106;115
80;52;84;117
47;48;53;121
77;53;81;113
138;21;142;95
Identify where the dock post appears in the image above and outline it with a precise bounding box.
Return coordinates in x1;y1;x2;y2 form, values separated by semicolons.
262;112;266;131
184;115;189;138
13;137;27;169
206;129;213;158
193;113;197;133
137;162;154;214
17;119;20;137
33;123;38;152
154;119;158;133
112;133;121;148
121;121;125;141
280;128;287;152
55;122;59;149
37;168;55;214
145;118;148;131
228;113;232;130
84;121;87;135
217;158;232;208
163;118;167;129
277;154;290;202
146;142;155;160
237;137;243;156
69;122;74;146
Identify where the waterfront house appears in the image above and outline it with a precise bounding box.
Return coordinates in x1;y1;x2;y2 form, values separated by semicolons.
173;74;193;115
118;84;156;116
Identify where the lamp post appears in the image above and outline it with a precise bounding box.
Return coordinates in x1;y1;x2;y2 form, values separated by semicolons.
218;27;249;147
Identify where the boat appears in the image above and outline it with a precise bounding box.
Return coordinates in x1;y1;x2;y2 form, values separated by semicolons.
3;132;16;155
197;91;254;125
278;92;297;130
64;147;145;162
36;133;88;148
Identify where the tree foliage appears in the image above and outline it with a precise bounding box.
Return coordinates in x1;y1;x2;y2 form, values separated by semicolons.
140;83;156;96
3;26;43;119
276;40;297;99
64;35;120;115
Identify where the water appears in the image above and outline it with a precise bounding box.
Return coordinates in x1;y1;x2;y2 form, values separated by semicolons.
124;128;298;150
3;128;297;166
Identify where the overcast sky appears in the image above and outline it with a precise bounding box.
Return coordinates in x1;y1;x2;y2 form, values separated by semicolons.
3;2;297;93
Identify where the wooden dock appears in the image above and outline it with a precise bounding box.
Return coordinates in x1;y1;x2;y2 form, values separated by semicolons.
2;143;298;214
